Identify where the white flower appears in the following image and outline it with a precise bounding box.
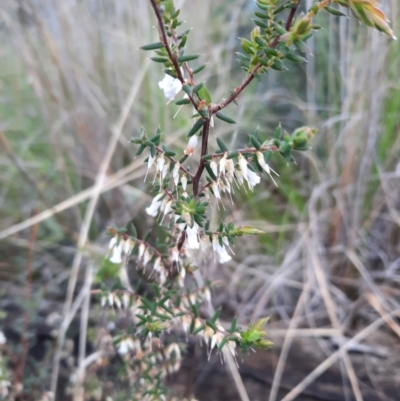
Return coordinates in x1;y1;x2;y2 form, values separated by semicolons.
246;169;261;190
181;175;188;191
235;168;244;186
159;267;167;284
118;339;129;355
146;193;164;217
158;74;183;101
108;237;123;264
172;247;180;263
156;155;165;173
162;200;172;219
161;163;169;181
226;159;235;182
210;160;218;177
184;135;198;156
143;248;152;266
186;223;200;249
238;153;248;178
144;154;155;182
256;151;279;186
153;257;162;272
173;163;180;186
211;181;221;199
212;236;232;263
138;243;146;259
0;331;6;345
219;152;228;175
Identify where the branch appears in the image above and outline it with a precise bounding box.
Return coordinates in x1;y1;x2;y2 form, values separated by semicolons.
192;117;212;197
210;0;303;114
155;146;193;178
203;145;279;160
149;0;199;110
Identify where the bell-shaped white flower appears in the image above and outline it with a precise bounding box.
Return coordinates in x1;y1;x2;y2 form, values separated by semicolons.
138;243;146;259
108;237;124;264
186;223;200;249
211;181;221;199
212;235;232;263
156;155;165;173
246;169;261;190
184;135;198;156
256;151;279;186
153;257;162;272
158;74;183;101
172;247;180;263
210;160;218;177
238;153;248;178
146;193;164;217
181;175;188;191
144;154;155;182
173;163;180;187
219;152;228;175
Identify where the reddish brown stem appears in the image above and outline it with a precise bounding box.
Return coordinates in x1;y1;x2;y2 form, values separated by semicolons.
149;0;199;110
210;0;303;114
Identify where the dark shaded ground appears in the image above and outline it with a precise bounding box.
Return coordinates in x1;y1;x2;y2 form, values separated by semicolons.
169;333;400;401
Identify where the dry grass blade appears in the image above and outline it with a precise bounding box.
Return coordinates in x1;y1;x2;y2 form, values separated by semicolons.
280;310;400;401
50;63;149;396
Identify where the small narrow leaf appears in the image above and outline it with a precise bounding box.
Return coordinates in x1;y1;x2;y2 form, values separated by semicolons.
197;85;212;105
178;54;200;62
151;56;169;63
325;6;347;17
175;98;191;105
216;137;228;152
192;64;206;74
140;42;165;51
215;112;236;124
187;118;205;137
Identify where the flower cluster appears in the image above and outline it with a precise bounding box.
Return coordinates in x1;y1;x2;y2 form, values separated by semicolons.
96;0;395;399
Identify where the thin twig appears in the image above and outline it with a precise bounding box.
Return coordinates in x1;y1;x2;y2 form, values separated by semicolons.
149;0;199;110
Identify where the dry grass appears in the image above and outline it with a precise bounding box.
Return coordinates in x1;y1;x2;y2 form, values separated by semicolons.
0;0;399;400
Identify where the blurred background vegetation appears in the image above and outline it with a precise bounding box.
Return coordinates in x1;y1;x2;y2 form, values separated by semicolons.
0;0;400;400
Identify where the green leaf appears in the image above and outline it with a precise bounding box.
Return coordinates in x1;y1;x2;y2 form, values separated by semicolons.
140;42;165;51
285;52;307;63
193;82;204;94
229;317;237;333
205;163;217;180
151;56;169;63
215;112;236;124
325;6;347;17
206;320;217;331
273;22;287;35
271;58;284;71
252;19;268;29
135;144;146;156
210;308;221;324
250;136;262;150
294;40;310;53
227;150;239;159
202;153;213;161
217;337;228;352
273;124;282;139
264;47;279;57
175;98;191;105
192;64;206;74
130;223;137;238
182;84;192;95
198;85;212;105
216;137;228;152
178;54;200;62
187;118;205;137
254;11;268;19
